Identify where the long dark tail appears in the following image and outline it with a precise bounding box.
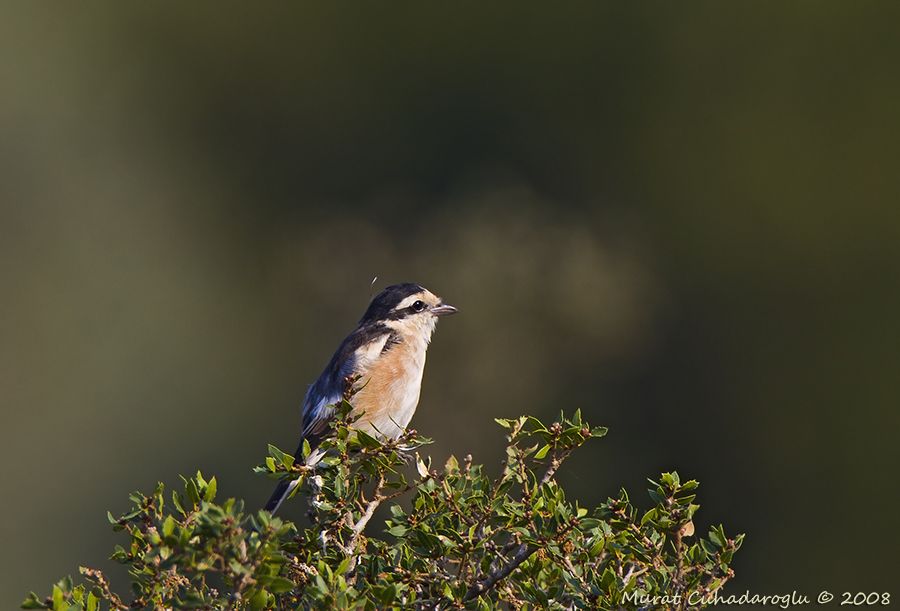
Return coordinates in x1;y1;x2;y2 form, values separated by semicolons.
264;479;294;514
263;440;306;514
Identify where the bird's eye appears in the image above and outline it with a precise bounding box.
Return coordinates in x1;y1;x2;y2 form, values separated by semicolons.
411;300;426;312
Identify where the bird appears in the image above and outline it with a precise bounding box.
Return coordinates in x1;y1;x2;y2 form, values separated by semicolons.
264;282;457;514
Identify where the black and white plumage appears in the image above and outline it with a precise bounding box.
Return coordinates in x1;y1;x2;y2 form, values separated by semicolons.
264;283;457;513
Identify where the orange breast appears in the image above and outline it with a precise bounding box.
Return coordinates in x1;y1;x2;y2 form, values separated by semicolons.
350;340;426;439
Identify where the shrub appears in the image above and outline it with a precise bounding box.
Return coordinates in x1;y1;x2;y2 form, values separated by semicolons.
23;406;742;609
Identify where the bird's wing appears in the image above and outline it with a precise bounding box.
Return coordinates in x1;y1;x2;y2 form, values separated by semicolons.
264;386;340;514
300;390;341;450
298;322;393;450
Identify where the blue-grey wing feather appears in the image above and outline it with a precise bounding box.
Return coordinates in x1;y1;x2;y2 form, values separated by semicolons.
299;322;391;448
265;322;392;513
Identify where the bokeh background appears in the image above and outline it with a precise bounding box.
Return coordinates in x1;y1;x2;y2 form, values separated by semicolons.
2;3;899;605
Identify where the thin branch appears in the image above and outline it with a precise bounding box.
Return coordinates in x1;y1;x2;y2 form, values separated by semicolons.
672;529;685;590
622;564;648;585
463;543;535;602
351;475;385;543
352;491;382;540
465;518;579;603
540;447;573;485
442;479;475;526
342;474;385;572
79;567;127;610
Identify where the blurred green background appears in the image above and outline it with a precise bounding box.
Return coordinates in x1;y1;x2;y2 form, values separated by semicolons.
2;3;898;605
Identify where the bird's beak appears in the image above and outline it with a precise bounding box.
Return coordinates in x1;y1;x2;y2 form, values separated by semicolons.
430;303;458;317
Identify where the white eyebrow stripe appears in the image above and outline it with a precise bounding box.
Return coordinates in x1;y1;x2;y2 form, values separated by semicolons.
394;293;426;310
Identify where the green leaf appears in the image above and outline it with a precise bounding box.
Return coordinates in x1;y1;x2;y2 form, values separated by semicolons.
51;585;63;611
647;488;665;505
534;444;551;459
162;515;176;538
378;583;398;605
444;454;459;472
709;525;725;547
268;577;295;594
356;429;381;449
248;589;269;611
286;475;304;499
203;476;217;502
171;491;185;516
267;444;288;464
20;593;47;609
661;471;680;487
185;478;200;504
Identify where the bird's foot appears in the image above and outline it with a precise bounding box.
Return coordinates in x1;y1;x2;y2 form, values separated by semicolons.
394;445;416;464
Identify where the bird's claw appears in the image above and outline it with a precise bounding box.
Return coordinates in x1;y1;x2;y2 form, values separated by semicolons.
395;445;416;464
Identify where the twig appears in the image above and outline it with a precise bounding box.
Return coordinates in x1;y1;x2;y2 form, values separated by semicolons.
465;516;579;603
352;488;382;540
622;564;648;585
673;529;685;590
540;447;573;485
79;567;127;610
442;479;476;526
463;543;535;602
342;474;385;572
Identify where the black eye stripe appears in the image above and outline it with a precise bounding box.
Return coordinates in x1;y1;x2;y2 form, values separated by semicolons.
381;300;427;320
385;308;413;321
358;283;425;324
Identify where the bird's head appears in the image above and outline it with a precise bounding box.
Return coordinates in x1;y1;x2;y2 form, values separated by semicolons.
360;283;457;342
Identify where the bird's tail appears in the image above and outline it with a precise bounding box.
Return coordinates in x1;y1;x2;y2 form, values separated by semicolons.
263;477;301;514
263;439;322;514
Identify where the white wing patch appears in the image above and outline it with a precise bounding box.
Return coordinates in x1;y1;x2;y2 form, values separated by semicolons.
354;333;390;367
